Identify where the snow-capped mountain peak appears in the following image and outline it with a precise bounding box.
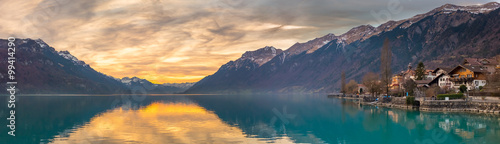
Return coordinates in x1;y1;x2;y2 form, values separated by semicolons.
436;2;500;14
338;24;375;44
286;33;337;55
330;2;500;46
58;50;88;66
240;46;283;66
118;77;194;93
120;77;152;86
34;39;48;48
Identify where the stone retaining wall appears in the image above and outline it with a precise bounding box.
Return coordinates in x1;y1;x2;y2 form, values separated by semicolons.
418;100;500;113
469;96;500;102
469;101;500;113
329;95;500;114
391;97;406;105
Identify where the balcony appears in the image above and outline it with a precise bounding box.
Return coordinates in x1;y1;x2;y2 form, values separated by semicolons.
450;77;474;82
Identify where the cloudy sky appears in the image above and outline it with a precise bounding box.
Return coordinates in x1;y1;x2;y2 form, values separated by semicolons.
1;0;497;83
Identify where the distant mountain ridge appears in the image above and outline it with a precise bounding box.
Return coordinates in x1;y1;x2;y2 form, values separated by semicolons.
185;2;500;94
120;77;194;94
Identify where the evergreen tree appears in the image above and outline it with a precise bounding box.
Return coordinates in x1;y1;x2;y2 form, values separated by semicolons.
415;62;425;80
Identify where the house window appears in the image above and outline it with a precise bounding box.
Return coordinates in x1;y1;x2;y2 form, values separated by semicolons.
475;81;479;85
467;74;472;78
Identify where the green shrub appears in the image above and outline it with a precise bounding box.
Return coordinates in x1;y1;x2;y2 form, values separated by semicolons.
459;85;467;93
436;93;464;100
406;96;415;105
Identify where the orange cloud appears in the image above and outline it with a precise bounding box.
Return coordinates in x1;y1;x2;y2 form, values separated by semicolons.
1;0;490;83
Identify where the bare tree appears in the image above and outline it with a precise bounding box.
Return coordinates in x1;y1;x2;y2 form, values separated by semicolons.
346;80;358;94
485;73;500;92
402;79;416;96
341;71;346;93
380;38;392;95
363;72;381;97
425;85;440;97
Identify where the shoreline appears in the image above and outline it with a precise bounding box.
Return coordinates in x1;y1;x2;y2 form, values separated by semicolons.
329;95;500;115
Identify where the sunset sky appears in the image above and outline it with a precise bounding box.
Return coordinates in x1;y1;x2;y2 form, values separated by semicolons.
1;0;497;83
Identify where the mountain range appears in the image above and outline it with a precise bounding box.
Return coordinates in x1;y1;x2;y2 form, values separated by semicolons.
0;39;129;94
185;2;500;94
120;77;194;94
0;39;192;94
2;2;499;94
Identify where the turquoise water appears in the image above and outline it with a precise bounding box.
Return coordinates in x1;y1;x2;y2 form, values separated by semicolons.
1;95;500;144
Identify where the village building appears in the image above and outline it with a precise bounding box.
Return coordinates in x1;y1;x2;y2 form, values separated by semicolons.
448;65;488;90
432;67;453;89
463;58;498;74
390;63;415;91
385;57;500;97
425;70;436;80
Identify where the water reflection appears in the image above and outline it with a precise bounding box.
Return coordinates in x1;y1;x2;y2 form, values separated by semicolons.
49;102;295;144
338;99;500;144
1;95;500;144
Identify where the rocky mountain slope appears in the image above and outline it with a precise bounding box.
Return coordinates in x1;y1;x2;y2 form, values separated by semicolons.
0;39;130;94
0;39;194;94
185;2;500;94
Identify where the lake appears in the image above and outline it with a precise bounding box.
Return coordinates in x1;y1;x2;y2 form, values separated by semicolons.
1;94;500;144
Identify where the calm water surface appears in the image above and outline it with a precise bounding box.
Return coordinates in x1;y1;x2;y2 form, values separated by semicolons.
1;94;500;144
